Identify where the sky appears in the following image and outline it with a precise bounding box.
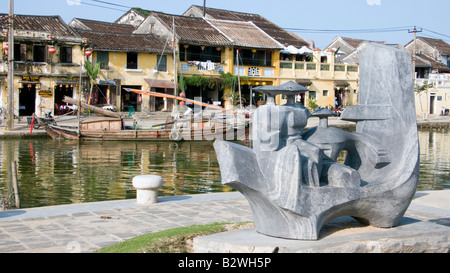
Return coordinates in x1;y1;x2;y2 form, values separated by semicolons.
1;0;450;49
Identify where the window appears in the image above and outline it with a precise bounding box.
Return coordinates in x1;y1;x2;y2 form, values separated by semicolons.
60;46;72;63
181;45;221;63
33;45;46;62
14;44;26;62
97;51;109;69
323;90;329;97
157;55;167;71
235;49;272;67
127;52;138;69
309;91;317;100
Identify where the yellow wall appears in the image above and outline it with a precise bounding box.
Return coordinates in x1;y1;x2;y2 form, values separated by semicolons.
93;51;175;111
1;43;86;117
96;51;174;87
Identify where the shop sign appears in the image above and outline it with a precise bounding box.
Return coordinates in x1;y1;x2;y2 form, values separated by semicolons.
38;90;53;98
22;75;40;82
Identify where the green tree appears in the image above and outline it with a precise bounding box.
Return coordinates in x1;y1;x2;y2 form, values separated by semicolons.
414;81;433;118
84;60;101;104
307;98;319;111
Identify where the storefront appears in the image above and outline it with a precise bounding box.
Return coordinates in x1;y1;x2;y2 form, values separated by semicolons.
54;82;75;115
18;76;39;117
334;80;350;108
121;85;142;112
144;79;176;112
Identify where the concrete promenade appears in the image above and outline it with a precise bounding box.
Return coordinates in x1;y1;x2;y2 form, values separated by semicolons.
0;190;448;253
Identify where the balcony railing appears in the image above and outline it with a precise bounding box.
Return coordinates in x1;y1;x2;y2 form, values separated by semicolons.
180;61;224;75
279;61;359;79
233;65;275;77
10;61;82;75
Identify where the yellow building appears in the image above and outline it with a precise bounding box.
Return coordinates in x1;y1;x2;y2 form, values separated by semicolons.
0;14;87;118
110;7;361;111
278;48;359;109
117;10;283;110
69;18;175;112
184;6;359;110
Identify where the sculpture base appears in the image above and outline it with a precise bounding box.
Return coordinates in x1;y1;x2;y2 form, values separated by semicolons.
193;216;450;253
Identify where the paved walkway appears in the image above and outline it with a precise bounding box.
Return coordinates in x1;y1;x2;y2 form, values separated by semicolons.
0;192;253;253
0;190;448;253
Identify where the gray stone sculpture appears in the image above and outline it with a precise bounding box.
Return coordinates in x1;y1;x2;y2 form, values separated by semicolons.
213;43;420;240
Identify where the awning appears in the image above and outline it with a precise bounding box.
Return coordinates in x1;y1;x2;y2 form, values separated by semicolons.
296;79;313;86
281;45;314;55
144;79;175;89
334;80;350;87
99;80;117;86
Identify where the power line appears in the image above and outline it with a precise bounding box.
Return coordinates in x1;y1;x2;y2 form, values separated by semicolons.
284;26;415;34
422;28;450;40
79;0;129;13
88;0;132;10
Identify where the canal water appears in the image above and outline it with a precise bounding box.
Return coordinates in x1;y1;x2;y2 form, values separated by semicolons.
0;129;448;209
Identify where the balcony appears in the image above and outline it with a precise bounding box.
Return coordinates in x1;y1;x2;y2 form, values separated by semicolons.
233;65;275;77
11;61;82;76
279;61;359;80
179;61;224;75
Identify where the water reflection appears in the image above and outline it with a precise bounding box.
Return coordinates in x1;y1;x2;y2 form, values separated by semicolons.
418;129;450;190
0;129;448;209
0;140;229;208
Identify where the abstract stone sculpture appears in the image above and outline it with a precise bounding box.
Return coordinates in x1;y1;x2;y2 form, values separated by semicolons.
213;43;420;240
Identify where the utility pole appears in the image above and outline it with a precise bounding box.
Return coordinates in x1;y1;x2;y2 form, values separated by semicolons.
172;16;178;103
7;0;14;130
203;0;206;17
408;26;423;79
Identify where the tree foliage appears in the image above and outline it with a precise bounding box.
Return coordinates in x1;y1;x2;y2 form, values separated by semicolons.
84;60;101;84
84;60;101;104
178;72;246;92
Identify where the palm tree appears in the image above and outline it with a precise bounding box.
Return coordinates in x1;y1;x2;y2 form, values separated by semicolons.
415;81;433;119
84;60;101;104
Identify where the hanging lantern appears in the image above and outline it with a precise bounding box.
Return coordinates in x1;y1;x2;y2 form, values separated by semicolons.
48;46;56;54
179;92;186;98
85;49;92;57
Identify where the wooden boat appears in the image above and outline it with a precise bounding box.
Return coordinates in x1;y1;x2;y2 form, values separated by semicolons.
46;115;246;141
39;96;249;141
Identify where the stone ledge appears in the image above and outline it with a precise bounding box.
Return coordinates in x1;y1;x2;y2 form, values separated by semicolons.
194;215;450;253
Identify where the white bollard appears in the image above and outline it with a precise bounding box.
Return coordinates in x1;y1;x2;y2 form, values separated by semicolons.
132;175;163;204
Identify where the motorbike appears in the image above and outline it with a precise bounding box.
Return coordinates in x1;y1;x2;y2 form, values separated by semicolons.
27;112;56;129
334;106;343;116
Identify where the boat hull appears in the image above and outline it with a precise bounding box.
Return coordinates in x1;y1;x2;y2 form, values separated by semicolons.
49;124;248;141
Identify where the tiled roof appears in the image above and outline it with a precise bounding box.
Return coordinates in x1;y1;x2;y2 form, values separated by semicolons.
416;53;450;73
70;18;136;34
417;37;450;56
153;12;232;46
341;37;386;49
186;5;309;48
206;19;282;49
75;29;172;53
0;14;78;37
